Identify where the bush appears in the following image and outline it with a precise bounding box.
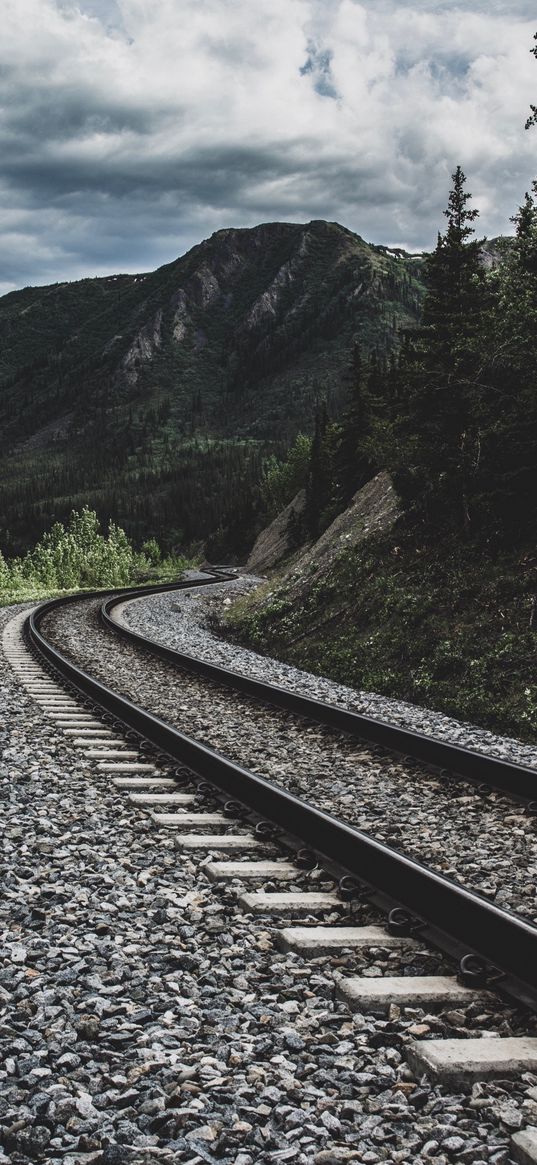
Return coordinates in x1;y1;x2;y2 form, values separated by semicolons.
0;507;188;604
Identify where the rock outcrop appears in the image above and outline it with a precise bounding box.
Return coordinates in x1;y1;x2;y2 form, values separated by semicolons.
245;470;399;593
288;471;399;593
0;218;423;551
247;489;306;574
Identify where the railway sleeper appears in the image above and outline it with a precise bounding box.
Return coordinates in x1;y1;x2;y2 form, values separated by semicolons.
6;605;537;1160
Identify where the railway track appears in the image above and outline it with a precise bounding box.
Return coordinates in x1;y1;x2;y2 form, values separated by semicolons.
34;601;537;922
33;575;537;996
3;574;537;1163
102;579;537;805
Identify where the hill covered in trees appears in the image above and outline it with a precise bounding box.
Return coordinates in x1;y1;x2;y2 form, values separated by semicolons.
0;220;423;556
223;168;537;741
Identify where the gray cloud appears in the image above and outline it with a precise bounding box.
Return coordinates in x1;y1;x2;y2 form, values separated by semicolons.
0;0;535;293
300;43;339;100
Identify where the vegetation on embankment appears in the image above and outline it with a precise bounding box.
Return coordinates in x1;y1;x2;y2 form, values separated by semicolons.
225;530;537;742
0;507;190;606
224;159;537;744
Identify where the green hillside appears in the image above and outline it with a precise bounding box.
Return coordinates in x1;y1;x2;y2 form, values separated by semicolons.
0;221;424;554
222;173;537;742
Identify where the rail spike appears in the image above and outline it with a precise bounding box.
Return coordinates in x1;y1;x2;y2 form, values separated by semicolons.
459;952;504;989
255;821;278;839
387;907;425;938
338;875;362;901
294;848;318;870
223;800;244;818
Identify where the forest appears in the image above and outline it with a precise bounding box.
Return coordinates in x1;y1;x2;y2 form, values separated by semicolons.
224;158;537;741
3;159;537;608
274;164;536;548
0;220;423;557
2;42;537;741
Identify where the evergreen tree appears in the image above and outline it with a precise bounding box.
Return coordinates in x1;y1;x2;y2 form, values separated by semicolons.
394;166;486;535
305;404;329;539
475;186;537;539
335;342;370;504
261;434;312;516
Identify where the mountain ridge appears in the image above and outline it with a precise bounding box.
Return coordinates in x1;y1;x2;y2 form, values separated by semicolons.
0;219;425;552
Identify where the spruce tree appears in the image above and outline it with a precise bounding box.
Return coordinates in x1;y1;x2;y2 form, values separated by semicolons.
477;187;537;539
305;404;329;539
335;342;368;504
395;167;486;535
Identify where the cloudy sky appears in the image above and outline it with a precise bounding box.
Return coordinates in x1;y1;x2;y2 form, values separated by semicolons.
0;0;535;293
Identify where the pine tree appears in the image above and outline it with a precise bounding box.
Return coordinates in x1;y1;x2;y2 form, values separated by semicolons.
395;167;486;535
511;188;537;277
305;404;329;539
334;343;372;504
475;187;537;540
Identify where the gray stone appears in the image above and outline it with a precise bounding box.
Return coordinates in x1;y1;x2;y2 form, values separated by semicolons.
237;891;342;916
174;833;267;851
512;1127;537;1164
98;761;157;772
278;925;414;955
128;792;195;804
204;860;297;881
152;811;229;826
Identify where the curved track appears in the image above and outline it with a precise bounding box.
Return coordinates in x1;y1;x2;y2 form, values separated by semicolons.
23;573;537;1011
102;583;537;803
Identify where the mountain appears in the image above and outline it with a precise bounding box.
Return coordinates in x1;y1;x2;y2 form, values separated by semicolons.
0;220;424;554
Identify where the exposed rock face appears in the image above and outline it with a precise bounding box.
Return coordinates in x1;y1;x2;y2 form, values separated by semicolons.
122;308;163;383
172;289;189;341
1;219;425;452
480;237;512;271
290;471;399;591
250;471;400;595
247;489;306;574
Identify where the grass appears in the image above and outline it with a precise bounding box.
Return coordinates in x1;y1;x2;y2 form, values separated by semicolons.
0;562;195;608
223;531;537;743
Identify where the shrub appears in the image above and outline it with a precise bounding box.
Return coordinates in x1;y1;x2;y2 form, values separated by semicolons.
0;507;184;604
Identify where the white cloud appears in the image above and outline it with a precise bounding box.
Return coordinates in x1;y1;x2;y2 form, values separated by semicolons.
0;0;535;288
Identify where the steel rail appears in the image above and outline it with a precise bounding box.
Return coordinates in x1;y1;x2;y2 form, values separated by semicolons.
26;582;537;1008
101;578;537;803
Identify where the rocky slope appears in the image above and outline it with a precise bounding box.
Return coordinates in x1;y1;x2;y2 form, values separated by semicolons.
223;473;537;742
246;489;307;574
247;471;398;580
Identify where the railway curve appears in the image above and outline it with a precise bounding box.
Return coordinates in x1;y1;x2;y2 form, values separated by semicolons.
25;573;537;1010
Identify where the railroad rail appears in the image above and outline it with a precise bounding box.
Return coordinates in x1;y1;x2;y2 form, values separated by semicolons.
26;573;537;1012
102;578;537;805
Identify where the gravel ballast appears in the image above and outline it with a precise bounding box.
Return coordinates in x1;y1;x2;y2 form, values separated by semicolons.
3;599;537;1165
40;586;537;925
120;576;537;770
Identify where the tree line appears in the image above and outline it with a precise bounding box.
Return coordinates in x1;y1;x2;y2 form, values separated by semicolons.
273;161;537;554
0;507;187;604
261;39;537;549
2;38;536;575
4;158;536;572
